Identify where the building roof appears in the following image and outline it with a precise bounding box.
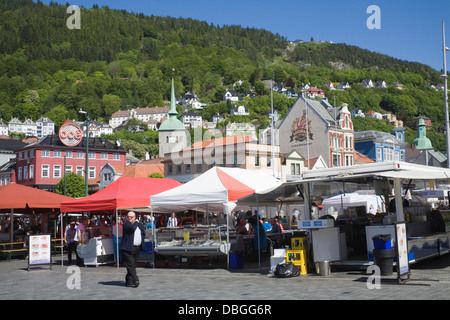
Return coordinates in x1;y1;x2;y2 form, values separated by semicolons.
354;150;376;163
122;161;165;178
182;134;255;151
0;138;26;151
17;135;125;152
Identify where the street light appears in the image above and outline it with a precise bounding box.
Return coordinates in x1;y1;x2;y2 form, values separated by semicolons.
442;21;450;168
79;108;90;196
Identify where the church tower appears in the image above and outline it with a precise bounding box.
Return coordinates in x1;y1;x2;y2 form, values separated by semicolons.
413;118;433;150
158;77;188;158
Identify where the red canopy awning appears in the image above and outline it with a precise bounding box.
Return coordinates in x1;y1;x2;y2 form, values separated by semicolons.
0;183;73;210
60;177;181;212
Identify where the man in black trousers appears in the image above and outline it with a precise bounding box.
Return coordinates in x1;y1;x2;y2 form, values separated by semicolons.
120;211;146;287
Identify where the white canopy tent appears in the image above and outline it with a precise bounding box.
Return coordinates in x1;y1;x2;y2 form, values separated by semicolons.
150;166;283;212
149;166;283;269
288;161;450;222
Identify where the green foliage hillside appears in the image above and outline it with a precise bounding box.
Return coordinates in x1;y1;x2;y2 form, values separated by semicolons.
0;0;447;153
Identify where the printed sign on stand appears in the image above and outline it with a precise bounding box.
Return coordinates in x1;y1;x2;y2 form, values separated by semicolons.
28;234;52;271
395;222;410;283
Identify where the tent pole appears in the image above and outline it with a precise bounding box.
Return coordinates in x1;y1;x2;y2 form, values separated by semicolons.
226;206;229;271
115;209;119;269
61;213;64;266
256;194;260;269
10;209;13;249
151;206;155;269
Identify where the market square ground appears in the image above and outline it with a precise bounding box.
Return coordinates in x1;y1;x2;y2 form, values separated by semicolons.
2;253;450;303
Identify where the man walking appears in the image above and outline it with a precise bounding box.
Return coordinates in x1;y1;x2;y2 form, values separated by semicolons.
120;211;146;288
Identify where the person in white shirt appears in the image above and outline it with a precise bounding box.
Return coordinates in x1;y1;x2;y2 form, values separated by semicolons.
119;212;146;288
167;212;178;228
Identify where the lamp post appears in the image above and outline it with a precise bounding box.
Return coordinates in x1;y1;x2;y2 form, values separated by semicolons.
79;108;90;196
442;21;450;168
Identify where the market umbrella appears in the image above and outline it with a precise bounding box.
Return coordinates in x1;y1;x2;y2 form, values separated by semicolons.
60;177;181;212
60;177;182;268
0;183;73;246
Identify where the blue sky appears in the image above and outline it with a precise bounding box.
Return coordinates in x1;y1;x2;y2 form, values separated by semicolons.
43;0;450;71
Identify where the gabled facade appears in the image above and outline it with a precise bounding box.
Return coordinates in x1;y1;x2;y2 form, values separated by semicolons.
276;97;354;167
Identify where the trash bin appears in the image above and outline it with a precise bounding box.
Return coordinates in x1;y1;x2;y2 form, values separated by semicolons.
372;234;394;276
372;234;393;250
315;261;330;276
373;249;395;276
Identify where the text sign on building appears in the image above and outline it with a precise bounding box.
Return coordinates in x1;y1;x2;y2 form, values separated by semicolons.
59;119;83;147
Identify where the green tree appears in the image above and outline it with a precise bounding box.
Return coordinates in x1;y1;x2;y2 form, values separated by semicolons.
148;172;164;178
55;172;85;198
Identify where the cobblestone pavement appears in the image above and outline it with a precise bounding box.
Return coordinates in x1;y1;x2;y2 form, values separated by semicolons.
1;252;450;303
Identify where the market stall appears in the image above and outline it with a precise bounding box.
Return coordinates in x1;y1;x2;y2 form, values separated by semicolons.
0;183;72;264
149;166;283;269
60;177;181;267
284;161;450;273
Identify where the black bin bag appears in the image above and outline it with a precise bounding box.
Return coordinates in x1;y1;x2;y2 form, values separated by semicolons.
274;262;300;278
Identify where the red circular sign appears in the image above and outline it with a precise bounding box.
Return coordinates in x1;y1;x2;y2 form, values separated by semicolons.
59;119;83;147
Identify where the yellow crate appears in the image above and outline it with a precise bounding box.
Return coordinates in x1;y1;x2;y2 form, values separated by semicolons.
291;237;309;250
286;249;308;275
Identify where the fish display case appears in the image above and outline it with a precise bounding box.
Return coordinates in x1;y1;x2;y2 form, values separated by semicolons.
154;225;230;257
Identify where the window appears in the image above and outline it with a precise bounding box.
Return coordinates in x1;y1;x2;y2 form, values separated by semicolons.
42;150;50;157
113;153;120;160
77;151;84;159
88;167;96;179
377;148;382;162
65;151;73;158
76;166;84;177
18;167;22;180
384;147;393;161
29;150;34;158
177;164;182;174
23;166;28;180
54;150;61;158
42;165;50;178
185;163;191;173
168;164;172;175
53;165;61;178
196;163;202;173
29;165;34;179
89;152;96;159
101;153;108;160
65;165;73;174
103;173;112;182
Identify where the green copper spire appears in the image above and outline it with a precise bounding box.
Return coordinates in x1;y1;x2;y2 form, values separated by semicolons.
169;77;177;118
158;75;186;132
413;118;433;150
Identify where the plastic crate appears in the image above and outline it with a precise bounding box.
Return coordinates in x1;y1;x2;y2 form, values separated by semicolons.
286;249;308;275
291;237;309;250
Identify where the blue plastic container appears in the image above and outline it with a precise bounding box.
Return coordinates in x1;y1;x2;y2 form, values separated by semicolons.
229;253;244;269
372;234;392;250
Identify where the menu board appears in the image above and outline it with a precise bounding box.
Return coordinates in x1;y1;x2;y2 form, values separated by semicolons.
395;222;410;279
29;234;51;266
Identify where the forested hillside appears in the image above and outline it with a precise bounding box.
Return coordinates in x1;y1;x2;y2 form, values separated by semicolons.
0;0;447;152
